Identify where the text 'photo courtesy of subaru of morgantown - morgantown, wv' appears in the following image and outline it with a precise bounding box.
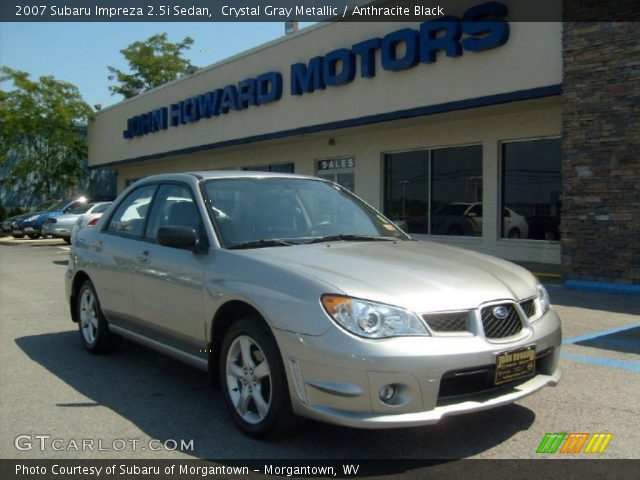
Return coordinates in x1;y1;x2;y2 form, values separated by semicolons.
66;171;561;438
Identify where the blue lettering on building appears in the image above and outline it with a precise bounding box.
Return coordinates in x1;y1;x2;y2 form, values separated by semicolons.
123;2;509;139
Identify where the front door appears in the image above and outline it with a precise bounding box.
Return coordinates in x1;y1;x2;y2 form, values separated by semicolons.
132;183;208;353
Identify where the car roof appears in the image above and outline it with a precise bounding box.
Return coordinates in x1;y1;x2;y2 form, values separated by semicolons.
134;171;323;184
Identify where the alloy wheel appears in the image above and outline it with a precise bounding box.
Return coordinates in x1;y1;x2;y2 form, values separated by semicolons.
225;335;272;424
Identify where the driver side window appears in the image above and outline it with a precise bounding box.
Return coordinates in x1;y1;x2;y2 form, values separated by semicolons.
144;184;201;242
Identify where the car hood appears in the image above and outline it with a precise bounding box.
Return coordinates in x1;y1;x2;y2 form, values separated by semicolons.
249;240;538;313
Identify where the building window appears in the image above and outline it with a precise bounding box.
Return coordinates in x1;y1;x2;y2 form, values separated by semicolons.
501;138;561;240
317;157;355;192
384;145;482;236
243;163;294;173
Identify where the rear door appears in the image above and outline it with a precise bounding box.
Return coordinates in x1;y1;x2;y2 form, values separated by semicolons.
90;185;157;326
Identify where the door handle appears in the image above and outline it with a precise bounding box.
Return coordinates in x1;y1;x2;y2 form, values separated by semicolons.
137;250;150;263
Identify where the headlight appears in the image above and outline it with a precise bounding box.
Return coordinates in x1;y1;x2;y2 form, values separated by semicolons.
321;295;429;338
536;283;551;315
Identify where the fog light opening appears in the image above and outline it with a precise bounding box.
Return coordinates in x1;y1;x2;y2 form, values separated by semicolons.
379;384;396;403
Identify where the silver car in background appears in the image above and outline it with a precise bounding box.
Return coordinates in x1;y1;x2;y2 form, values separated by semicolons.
66;172;562;438
44;202;112;244
70;202;113;244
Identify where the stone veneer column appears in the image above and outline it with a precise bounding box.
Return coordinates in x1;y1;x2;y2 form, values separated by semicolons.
561;19;639;284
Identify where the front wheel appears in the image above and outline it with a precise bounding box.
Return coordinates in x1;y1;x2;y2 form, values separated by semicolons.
219;319;300;438
77;280;120;354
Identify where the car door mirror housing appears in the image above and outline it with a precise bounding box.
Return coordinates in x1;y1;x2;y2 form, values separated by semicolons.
157;226;200;251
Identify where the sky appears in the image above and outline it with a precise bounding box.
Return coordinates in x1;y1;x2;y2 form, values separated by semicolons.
0;22;312;110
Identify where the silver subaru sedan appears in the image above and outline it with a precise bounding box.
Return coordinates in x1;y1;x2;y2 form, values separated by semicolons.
66;172;561;438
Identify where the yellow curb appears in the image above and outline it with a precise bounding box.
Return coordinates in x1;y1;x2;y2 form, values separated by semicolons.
533;272;562;279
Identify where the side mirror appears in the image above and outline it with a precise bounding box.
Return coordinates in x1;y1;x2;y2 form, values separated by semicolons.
157;226;201;251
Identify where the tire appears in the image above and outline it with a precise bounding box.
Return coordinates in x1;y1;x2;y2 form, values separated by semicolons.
508;228;521;239
11;234;25;239
28;234;39;240
219;318;300;438
77;280;120;354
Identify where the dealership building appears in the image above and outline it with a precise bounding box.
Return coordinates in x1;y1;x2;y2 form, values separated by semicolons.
88;2;639;289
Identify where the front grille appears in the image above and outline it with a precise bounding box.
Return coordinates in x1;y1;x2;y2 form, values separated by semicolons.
481;303;523;339
520;298;537;318
437;347;555;405
422;312;469;332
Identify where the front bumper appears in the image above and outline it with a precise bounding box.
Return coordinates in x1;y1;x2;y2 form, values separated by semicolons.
273;309;562;429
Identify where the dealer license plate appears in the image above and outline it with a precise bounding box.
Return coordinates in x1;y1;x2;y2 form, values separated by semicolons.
494;346;536;385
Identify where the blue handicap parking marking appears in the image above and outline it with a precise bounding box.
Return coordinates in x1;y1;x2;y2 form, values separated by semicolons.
561;323;640;372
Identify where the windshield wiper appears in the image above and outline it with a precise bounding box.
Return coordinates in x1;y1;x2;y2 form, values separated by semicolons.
227;239;299;250
304;234;395;244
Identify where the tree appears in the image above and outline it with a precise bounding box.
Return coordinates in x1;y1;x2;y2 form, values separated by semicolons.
0;67;92;200
108;33;195;99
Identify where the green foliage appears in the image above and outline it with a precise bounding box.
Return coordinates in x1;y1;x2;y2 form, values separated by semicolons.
0;66;92;199
108;33;195;99
7;207;27;217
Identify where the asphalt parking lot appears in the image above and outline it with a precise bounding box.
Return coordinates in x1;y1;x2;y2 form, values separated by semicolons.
0;240;638;460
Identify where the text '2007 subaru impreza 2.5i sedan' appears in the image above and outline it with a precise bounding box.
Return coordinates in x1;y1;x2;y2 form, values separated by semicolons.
66;172;561;438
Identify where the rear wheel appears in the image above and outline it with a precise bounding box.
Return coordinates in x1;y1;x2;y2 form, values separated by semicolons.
77;280;120;354
219;319;300;438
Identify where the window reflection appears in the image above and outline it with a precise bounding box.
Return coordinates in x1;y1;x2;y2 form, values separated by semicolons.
502;139;561;240
383;146;482;236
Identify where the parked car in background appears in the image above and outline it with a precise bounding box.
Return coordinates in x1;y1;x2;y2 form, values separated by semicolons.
43;202;112;244
431;203;529;238
4;213;31;237
526;215;561;241
6;200;61;238
67;172;561;438
17;197;88;239
70;202;113;244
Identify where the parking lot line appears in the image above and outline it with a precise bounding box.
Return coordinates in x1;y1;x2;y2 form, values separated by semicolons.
562;323;640;345
559;352;640;373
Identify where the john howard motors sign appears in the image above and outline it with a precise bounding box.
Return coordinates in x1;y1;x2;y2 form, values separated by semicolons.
122;2;510;140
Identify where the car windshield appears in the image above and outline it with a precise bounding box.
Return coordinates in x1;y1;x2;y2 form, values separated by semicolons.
202;177;409;248
91;203;111;214
67;203;93;214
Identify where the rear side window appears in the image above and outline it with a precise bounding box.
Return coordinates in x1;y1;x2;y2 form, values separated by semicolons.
107;185;157;238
